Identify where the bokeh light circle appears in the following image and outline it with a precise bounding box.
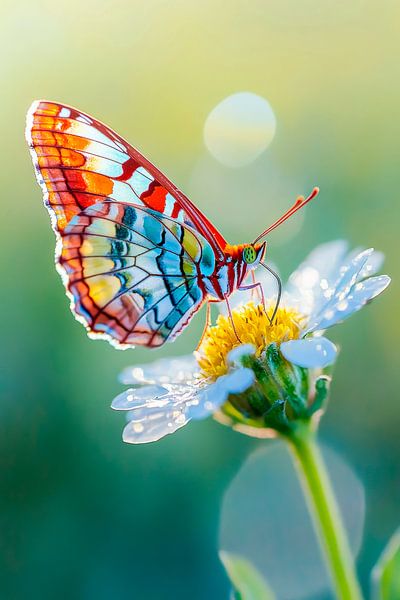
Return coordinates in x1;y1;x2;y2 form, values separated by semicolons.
220;443;365;600
203;92;276;168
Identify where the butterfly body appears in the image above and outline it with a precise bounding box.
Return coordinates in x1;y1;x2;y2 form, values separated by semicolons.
26;100;316;348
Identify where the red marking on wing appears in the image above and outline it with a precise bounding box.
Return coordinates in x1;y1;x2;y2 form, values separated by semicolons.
115;157;140;181
140;181;167;213
171;202;182;219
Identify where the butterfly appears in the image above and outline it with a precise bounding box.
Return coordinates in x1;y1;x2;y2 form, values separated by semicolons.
26;100;318;348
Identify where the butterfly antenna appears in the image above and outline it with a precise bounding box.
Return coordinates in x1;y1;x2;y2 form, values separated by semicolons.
260;262;282;324
253;187;319;244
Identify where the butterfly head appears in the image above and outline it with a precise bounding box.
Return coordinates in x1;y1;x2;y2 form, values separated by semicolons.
242;242;266;268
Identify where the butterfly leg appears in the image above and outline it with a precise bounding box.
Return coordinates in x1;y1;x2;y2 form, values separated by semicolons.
251;271;263;303
224;295;242;343
196;301;213;350
238;281;266;310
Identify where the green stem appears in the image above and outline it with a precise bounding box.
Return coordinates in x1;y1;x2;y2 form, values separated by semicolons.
286;421;364;600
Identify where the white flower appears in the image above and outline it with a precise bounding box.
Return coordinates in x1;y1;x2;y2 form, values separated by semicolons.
225;240;390;368
112;241;390;444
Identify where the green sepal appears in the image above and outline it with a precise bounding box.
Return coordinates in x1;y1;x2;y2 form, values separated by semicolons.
308;376;331;416
264;343;309;418
218;399;269;431
264;400;289;433
227;352;273;418
371;528;400;599
242;353;281;405
220;551;276;600
228;387;269;420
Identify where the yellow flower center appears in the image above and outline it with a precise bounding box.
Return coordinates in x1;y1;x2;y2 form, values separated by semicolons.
196;302;304;380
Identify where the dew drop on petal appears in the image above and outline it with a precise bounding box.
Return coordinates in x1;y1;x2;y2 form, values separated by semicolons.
175;413;186;425
337;300;349;312
320;278;329;290
204;92;277;167
132;422;144;434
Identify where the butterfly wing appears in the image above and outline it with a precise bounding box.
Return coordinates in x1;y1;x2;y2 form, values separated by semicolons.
59;201;215;347
26;100;227;255
26;100;227;347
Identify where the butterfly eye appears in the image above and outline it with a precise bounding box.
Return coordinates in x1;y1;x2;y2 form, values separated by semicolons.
243;245;257;264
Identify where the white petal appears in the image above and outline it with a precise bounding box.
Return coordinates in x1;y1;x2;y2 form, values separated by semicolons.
119;355;198;385
305;248;373;334
119;382;200;443
346;248;385;279
285;240;349;315
310;274;390;330
300;240;350;274
189;366;255;419
333;248;374;299
281;337;337;368
186;379;230;420
111;385;169;410
123;408;188;444
360;250;384;278
222;368;255;394
227;344;256;365
114;379;202;443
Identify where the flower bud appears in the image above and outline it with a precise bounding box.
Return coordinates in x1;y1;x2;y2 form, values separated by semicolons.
215;343;331;436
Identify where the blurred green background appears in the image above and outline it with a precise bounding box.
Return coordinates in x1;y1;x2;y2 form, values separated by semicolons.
1;1;399;598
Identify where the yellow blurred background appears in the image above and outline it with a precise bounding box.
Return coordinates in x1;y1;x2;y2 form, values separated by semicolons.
1;1;399;598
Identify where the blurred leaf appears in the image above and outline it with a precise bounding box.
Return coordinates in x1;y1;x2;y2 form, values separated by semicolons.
220;551;275;600
372;528;400;599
